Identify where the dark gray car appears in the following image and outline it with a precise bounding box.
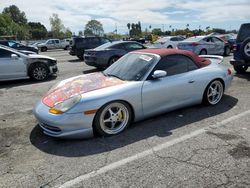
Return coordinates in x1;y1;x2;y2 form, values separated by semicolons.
84;41;146;69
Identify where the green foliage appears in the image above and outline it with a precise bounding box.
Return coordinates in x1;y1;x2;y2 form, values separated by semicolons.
28;22;47;39
84;20;104;36
127;22;141;38
2;5;27;25
49;13;65;38
152;28;163;35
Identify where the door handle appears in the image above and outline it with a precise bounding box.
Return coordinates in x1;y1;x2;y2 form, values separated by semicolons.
188;80;195;83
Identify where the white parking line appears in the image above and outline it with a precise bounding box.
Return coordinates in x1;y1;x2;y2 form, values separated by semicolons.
56;110;250;188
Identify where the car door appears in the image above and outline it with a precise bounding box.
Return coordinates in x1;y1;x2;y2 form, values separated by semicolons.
0;48;27;80
142;54;201;117
55;39;60;48
46;40;55;49
203;37;215;54
124;42;145;52
212;37;225;55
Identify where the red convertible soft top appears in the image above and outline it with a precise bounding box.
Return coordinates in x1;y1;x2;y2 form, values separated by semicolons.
135;48;211;67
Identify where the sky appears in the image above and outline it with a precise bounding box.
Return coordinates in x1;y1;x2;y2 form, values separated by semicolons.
1;0;250;34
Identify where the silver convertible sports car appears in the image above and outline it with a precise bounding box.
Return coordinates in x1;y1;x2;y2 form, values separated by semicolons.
33;49;233;138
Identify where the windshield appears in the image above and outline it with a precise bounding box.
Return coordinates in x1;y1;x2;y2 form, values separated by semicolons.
184;36;203;42
104;53;156;81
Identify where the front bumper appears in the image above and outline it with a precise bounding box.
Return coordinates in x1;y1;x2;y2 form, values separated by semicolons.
49;65;58;74
33;101;94;139
84;55;108;68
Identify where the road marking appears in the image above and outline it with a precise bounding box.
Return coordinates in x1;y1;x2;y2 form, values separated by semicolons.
56;110;250;188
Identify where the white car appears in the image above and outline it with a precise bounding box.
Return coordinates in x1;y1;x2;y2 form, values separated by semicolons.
0;45;58;81
150;36;185;49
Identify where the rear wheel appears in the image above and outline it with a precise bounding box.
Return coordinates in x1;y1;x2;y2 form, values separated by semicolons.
224;46;231;56
94;101;132;136
108;56;119;66
167;45;173;49
29;63;49;81
203;80;224;105
77;55;84;60
199;49;207;55
234;65;248;73
41;47;47;52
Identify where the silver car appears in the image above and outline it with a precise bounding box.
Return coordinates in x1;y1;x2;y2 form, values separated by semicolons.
0;45;58;81
33;49;233;139
177;36;226;55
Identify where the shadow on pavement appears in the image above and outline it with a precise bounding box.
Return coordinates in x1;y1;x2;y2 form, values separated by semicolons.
234;72;250;81
68;59;83;63
83;68;99;74
30;94;238;157
0;76;57;89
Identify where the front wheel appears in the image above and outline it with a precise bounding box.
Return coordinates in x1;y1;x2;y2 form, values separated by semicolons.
77;55;84;60
234;65;248;74
203;80;224;105
108;56;119;66
199;49;207;55
29;64;49;81
94;101;132;136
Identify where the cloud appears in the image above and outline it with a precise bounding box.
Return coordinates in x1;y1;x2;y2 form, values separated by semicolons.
0;0;249;33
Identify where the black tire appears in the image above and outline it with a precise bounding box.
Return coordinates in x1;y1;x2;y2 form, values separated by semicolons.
77;55;84;60
29;63;49;81
233;65;248;74
64;46;69;50
167;45;173;49
94;101;132;137
202;80;224;106
108;56;119;66
41;47;47;52
199;49;207;55
224;46;231;56
240;37;250;60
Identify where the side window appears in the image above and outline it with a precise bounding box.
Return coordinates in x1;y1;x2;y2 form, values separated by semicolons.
47;40;54;44
0;49;12;58
204;37;212;43
154;55;197;76
8;41;18;47
100;38;110;44
112;44;125;50
91;38;100;44
170;37;178;41
213;37;223;43
55;40;60;44
124;43;144;50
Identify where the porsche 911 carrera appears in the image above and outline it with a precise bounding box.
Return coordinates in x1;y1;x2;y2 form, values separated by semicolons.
33;49;233;139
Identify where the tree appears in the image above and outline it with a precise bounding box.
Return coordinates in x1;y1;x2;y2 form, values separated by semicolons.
127;23;131;31
2;5;27;25
49;13;65;38
28;22;47;39
152;28;163;36
84;20;104;36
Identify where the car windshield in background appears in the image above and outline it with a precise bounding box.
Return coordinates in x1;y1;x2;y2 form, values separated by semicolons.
94;42;112;50
184;36;203;42
104;53;156;81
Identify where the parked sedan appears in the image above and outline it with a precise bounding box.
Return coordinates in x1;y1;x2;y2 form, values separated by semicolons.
0;45;58;81
84;41;146;69
150;36;185;49
177;36;229;55
0;40;39;54
33;49;233;139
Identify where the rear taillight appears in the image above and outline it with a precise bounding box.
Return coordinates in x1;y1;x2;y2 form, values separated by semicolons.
227;69;232;75
191;42;199;46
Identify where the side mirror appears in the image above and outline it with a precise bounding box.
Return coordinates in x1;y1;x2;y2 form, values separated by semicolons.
152;70;167;79
11;54;19;59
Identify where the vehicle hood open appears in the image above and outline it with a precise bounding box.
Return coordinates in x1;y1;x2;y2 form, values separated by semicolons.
42;72;126;108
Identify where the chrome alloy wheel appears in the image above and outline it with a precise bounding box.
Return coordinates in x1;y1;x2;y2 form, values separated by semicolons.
99;102;130;135
207;80;223;105
244;42;250;57
33;67;47;80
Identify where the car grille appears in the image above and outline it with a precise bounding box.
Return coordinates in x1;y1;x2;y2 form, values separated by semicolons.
39;123;61;133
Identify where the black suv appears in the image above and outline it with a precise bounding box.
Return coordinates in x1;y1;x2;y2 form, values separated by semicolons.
0;40;39;54
69;36;111;60
230;23;250;73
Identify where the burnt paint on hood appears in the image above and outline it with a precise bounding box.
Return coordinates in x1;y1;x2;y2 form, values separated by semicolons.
42;72;126;108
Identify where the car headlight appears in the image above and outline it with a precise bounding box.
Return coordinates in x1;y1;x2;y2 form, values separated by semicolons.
49;94;81;114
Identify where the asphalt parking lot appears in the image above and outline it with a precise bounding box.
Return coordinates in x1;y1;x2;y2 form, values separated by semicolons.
0;50;250;188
